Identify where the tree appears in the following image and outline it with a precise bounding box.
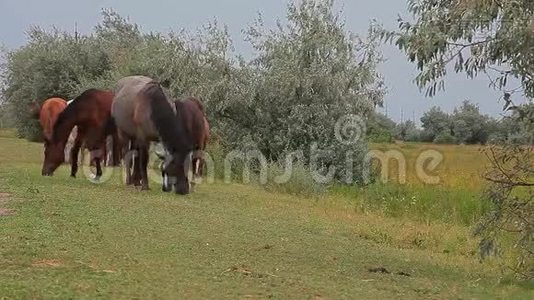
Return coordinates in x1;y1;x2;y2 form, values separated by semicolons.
395;120;421;142
1;27;112;140
367;112;396;143
384;0;534;278
451;100;491;144
236;0;385;182
420;106;451;142
488;105;534;145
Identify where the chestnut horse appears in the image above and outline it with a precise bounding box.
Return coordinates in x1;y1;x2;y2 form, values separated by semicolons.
30;98;67;142
42;89;119;178
158;97;210;192
112;76;193;194
31;98;78;163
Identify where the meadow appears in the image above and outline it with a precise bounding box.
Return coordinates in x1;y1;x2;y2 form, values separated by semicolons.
0;129;532;299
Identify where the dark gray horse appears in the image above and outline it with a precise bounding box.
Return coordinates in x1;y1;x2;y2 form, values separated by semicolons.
112;76;193;194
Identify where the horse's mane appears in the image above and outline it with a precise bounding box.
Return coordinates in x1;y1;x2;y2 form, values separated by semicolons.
52;89;98;143
188;97;205;114
144;82;192;154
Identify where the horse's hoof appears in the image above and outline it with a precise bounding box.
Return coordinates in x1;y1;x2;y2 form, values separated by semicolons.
70;175;76;178
141;186;150;191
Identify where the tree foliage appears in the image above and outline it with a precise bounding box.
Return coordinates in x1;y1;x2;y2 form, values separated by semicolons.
235;0;384;181
367;112;396;143
420;106;452;142
395;120;421;142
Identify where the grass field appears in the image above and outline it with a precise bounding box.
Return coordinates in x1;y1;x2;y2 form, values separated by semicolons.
0;130;532;299
370;142;489;190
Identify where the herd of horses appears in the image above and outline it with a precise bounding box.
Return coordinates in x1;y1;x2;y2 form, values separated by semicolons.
30;76;210;195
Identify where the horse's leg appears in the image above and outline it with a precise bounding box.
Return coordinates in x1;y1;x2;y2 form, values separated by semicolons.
102;139;108;167
192;156;199;184
70;131;85;178
93;143;105;179
139;145;150;191
131;140;144;187
132;145;142;187
94;155;102;179
117;130;133;185
124;146;134;185
192;150;203;184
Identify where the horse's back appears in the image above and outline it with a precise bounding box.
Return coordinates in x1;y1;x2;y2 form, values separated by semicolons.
40;97;67;141
112;76;160;140
94;90;114;113
179;98;210;149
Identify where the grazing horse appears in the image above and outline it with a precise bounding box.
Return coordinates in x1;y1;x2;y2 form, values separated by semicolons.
158;97;210;192
42;89;118;178
112;76;193;194
63;100;115;167
30;98;78;163
30;98;67;143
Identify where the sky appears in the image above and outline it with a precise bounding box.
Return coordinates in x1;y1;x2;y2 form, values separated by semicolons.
0;0;509;124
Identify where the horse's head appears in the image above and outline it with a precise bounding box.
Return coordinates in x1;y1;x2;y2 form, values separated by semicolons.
155;147;174;192
159;150;191;195
42;141;65;176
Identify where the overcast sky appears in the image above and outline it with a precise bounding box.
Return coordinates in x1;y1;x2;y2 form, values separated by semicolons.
0;0;508;123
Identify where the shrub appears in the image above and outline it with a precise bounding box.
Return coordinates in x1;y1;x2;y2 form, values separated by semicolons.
433;131;456;144
265;160;326;196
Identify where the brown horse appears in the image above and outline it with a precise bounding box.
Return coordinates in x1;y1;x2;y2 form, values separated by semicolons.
158;97;210;192
112;76;193;194
30;98;67;143
42;89;119;178
31;98;78;164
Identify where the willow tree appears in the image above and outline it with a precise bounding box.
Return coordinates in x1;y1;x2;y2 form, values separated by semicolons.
234;0;385;182
1;28;112;140
384;0;534;278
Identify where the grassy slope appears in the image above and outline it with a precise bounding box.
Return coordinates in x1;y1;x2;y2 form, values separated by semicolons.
0;132;532;299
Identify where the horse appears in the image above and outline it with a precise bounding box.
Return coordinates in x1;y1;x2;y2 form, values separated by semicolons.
157;97;210;192
30;98;67;143
30;98;78;164
112;76;193;194
63;100;115;167
42;89;119;178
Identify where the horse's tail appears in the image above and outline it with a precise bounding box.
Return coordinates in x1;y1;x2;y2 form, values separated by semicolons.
104;116;122;166
104;116;117;136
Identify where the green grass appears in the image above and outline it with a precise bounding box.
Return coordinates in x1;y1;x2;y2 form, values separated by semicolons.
334;183;490;226
0;132;533;298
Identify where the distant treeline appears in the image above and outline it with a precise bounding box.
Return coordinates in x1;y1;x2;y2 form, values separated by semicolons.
367;100;534;145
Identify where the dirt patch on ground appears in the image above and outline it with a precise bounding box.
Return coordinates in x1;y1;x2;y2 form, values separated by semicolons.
0;192;10;202
0;192;14;216
0;208;15;216
32;259;63;268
